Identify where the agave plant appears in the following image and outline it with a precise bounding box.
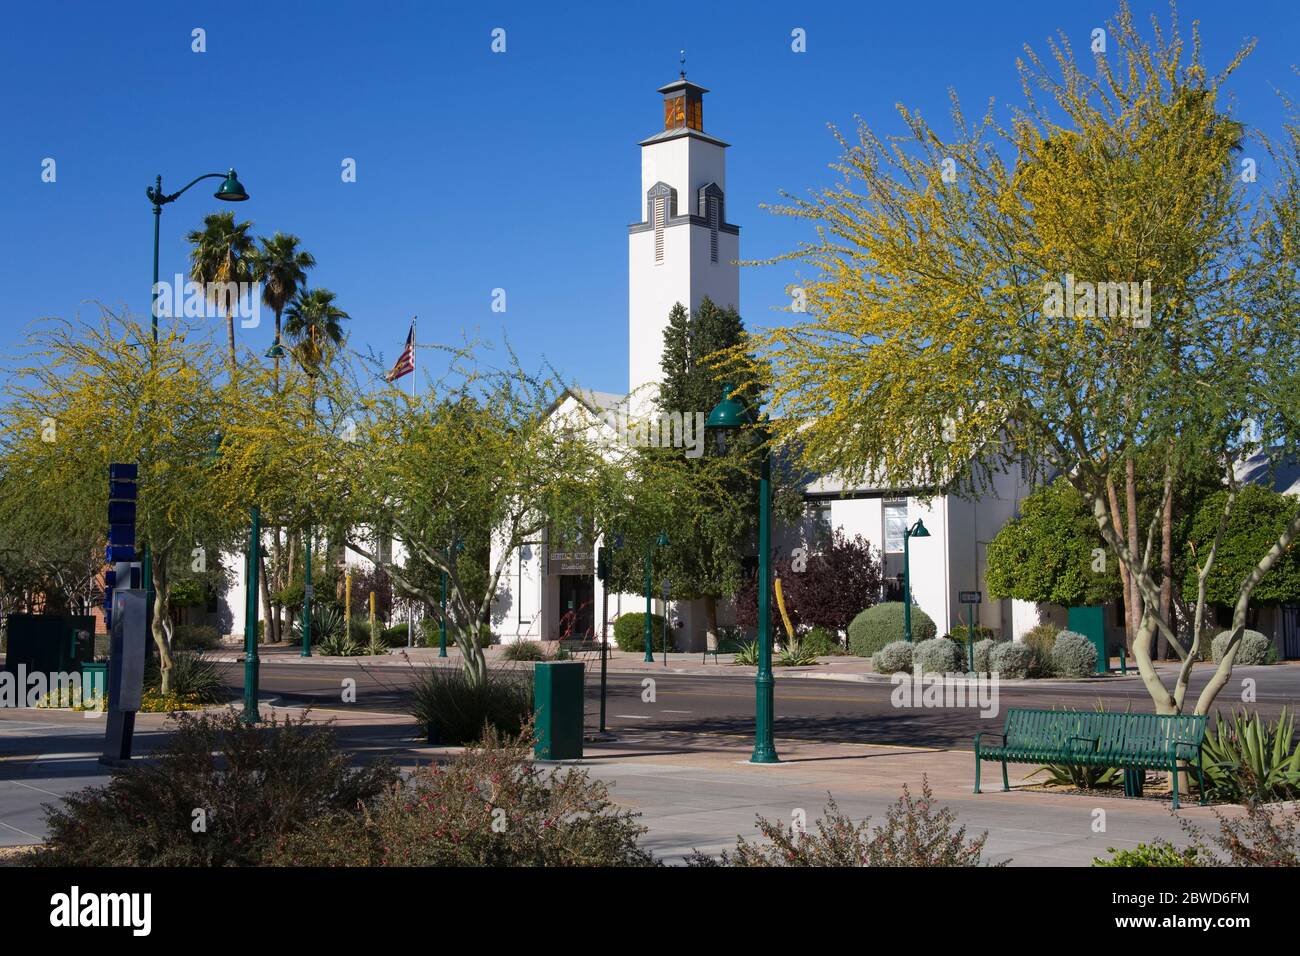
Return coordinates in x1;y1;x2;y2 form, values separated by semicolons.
776;644;821;667
293;605;344;646
317;631;365;657
1202;708;1300;804
731;640;760;666
1029;761;1122;790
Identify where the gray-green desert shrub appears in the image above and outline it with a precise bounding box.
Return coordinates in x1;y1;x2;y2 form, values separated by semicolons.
912;637;961;675
1051;630;1098;678
973;638;998;673
848;602;936;658
1211;629;1271;666
989;641;1033;679
873;640;913;674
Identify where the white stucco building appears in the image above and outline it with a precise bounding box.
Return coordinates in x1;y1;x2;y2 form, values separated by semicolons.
488;74;1036;650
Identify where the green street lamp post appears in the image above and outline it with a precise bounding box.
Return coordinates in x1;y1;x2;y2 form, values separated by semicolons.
706;385;778;764
301;528;313;657
244;504;261;723
902;518;931;643
643;531;668;662
143;168;249;667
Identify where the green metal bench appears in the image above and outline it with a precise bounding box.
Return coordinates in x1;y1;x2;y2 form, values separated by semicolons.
974;708;1208;809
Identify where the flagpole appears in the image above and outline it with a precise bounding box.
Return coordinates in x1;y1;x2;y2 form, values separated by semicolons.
411;316;417;400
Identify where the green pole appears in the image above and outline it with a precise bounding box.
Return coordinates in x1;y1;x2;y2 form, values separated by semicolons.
643;549;654;662
967;602;976;672
301;527;312;657
903;530;913;643
244;505;261;723
753;448;778;763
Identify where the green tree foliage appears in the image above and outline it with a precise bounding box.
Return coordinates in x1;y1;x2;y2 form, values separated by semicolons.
985;478;1121;606
1185;485;1300;606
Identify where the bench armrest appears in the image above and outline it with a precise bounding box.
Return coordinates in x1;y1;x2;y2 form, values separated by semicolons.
1168;740;1202;757
974;732;1006;750
1067;735;1099;753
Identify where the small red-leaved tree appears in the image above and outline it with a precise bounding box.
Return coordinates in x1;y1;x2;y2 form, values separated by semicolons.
735;530;882;638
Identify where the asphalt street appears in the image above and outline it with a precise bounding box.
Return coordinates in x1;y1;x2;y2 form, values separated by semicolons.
230;658;1300;750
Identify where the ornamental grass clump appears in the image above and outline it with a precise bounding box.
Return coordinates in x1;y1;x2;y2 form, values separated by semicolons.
410;665;533;745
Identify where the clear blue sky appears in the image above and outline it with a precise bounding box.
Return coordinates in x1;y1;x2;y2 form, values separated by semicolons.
2;0;1296;394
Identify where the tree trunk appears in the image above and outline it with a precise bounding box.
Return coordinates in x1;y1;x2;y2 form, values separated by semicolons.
1159;485;1173;661
259;552;276;643
1106;475;1134;651
150;556;175;695
703;595;720;652
226;309;236;371
1125;456;1142;655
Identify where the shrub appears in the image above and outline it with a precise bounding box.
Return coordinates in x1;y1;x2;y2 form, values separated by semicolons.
612;612;669;653
776;646;820;667
799;626;841;657
973;638;998;673
381;623;410;647
502;640;549;662
263;727;656;866
1176;800;1300;866
294;605;343;646
1021;622;1060;654
945;624;996;647
35;711;399;866
1202;708;1300;804
1211;629;1271;666
732;640;759;665
913;637;962;675
145;652;229;704
1093;841;1201;867
847;603;936;658
687;777;999;867
873;640;913;674
1051;630;1098;678
317;630;365;657
410;667;534;745
173;624;220;651
989;642;1033;679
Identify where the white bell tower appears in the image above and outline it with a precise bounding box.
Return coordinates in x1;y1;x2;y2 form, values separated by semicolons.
627;73;740;407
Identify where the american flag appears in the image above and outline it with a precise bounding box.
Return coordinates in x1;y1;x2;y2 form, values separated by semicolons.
385;321;415;382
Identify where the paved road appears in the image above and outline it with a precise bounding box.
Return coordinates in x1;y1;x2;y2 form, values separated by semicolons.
229;658;1299;750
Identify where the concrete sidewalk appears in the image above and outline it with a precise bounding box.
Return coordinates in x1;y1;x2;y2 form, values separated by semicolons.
0;702;1227;865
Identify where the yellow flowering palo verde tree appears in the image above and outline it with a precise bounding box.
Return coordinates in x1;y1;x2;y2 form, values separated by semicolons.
337;350;609;689
726;4;1300;716
0;313;249;692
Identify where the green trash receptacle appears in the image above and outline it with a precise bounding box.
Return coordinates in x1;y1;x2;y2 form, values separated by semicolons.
534;661;584;760
80;662;107;710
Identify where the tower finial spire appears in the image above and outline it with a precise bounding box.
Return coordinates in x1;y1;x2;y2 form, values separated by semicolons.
679;48;686;79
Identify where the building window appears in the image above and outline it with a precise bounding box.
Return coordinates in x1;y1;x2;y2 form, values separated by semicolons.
883;498;908;553
809;502;833;549
654;197;664;263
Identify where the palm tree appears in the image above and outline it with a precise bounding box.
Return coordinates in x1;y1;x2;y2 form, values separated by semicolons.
186;211;256;370
284;288;349;375
249;233;316;385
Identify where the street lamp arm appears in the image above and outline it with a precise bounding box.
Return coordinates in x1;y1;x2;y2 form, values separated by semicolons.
146;172;228;208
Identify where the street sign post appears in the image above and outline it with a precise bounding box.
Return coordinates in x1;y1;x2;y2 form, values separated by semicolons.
958;591;981;672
